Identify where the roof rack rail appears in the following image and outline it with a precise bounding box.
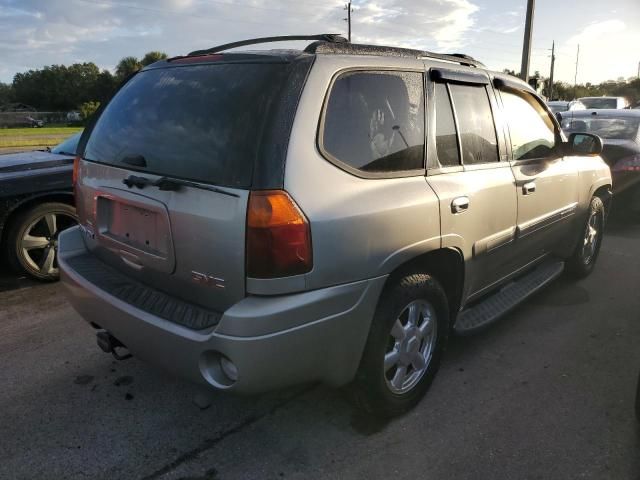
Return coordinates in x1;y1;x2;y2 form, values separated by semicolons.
307;42;484;68
188;34;348;56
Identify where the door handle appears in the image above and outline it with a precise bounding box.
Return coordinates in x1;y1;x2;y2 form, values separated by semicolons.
451;196;470;214
522;182;536;195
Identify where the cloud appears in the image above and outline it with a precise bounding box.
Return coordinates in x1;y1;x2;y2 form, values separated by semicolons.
551;19;640;83
0;0;480;82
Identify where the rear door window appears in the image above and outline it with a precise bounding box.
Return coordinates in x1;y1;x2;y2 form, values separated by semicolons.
448;84;499;165
321;71;425;175
500;89;556;160
84;63;288;188
434;82;461;167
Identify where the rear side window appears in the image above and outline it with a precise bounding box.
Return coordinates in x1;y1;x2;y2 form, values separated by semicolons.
322;71;425;175
500;89;556;160
434;83;460;167
449;84;499;165
84;63;288;188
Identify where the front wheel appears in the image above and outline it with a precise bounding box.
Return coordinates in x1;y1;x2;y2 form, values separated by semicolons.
566;196;605;279
351;273;449;417
6;202;77;281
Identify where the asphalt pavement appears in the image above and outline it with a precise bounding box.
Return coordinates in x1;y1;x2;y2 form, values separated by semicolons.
1;213;639;480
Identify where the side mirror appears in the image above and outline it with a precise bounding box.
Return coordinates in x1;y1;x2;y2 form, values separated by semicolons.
567;132;603;156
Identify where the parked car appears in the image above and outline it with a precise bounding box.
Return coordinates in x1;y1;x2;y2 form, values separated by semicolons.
559;109;640;212
547;100;586;114
0;132;80;280
59;35;612;416
25;116;45;128
578;96;629;110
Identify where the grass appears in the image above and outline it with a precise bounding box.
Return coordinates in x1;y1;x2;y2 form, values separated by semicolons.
0;126;82;148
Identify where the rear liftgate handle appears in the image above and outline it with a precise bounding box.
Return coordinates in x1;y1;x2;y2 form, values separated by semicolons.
451;196;470;214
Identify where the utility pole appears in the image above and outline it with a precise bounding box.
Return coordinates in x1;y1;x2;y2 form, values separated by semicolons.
637;61;639;79
548;40;555;100
344;2;352;42
519;0;535;82
573;44;580;99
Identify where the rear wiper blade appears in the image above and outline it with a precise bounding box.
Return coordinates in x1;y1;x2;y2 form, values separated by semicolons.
122;175;239;198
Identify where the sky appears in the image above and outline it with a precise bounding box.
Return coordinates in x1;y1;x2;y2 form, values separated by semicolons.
0;0;638;85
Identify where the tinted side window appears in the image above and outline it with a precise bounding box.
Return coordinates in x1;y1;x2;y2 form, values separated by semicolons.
322;71;424;174
500;90;556;160
434;83;460;167
449;84;499;165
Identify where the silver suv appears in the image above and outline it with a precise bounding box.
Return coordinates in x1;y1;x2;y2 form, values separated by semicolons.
59;35;612;416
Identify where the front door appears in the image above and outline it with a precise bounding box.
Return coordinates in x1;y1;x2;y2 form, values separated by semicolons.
497;85;579;265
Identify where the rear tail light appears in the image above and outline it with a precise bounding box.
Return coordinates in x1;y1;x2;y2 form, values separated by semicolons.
72;155;82;200
613;154;640;172
246;190;312;278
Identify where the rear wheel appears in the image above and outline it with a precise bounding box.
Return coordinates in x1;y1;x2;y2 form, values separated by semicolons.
566;196;605;279
6;202;77;281
351;273;449;417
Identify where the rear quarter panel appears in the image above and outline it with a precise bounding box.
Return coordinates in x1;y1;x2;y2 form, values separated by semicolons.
282;55;442;291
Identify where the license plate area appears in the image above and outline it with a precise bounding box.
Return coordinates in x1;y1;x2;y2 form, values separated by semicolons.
93;189;175;273
102;201;164;254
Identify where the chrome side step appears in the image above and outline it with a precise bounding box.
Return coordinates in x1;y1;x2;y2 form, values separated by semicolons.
454;260;565;335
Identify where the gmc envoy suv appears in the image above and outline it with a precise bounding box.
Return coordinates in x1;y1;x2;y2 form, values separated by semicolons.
59;35;612;416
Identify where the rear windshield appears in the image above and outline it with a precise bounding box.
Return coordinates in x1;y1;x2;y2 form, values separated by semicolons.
84;63;287;188
579;98;617;109
561;116;640;140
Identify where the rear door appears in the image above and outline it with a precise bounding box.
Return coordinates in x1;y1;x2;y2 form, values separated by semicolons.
496;82;579;265
425;68;518;299
75;62;289;313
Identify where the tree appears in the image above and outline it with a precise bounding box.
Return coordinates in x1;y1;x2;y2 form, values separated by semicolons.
0;82;13;107
141;51;168;66
116;56;142;80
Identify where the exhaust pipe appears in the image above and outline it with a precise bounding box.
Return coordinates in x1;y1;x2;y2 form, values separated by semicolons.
96;331;132;361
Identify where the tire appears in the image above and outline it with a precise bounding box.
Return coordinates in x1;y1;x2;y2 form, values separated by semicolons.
351;273;449;417
566;196;605;279
5;202;77;281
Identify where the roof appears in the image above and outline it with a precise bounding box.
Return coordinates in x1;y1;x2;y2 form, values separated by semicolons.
165;34;485;69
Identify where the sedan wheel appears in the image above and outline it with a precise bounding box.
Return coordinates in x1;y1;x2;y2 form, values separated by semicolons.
7;202;77;281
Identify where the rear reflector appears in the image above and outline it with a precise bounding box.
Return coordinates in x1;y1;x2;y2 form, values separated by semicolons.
246;190;312;278
72;156;80;186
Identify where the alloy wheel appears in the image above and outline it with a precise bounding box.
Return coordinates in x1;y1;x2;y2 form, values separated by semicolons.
384;300;438;395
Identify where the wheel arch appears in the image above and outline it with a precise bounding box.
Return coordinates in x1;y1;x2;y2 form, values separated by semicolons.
382;247;465;326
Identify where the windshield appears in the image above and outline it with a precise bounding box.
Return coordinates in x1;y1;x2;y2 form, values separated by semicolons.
561;116;640;140
579;98;618;109
50;132;82;155
84;63;288;188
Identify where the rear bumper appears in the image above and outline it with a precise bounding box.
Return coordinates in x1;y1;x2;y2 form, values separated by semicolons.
59;226;386;393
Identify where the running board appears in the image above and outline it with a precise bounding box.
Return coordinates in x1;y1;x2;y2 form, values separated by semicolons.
454;260;565;335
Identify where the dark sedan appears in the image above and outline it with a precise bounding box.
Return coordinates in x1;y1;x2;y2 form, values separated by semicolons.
0;133;80;280
559;109;640;212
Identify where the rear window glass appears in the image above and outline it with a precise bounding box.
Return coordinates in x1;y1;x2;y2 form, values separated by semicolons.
579;98;618;109
561;116;640;140
84;63;287;187
322;71;425;174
